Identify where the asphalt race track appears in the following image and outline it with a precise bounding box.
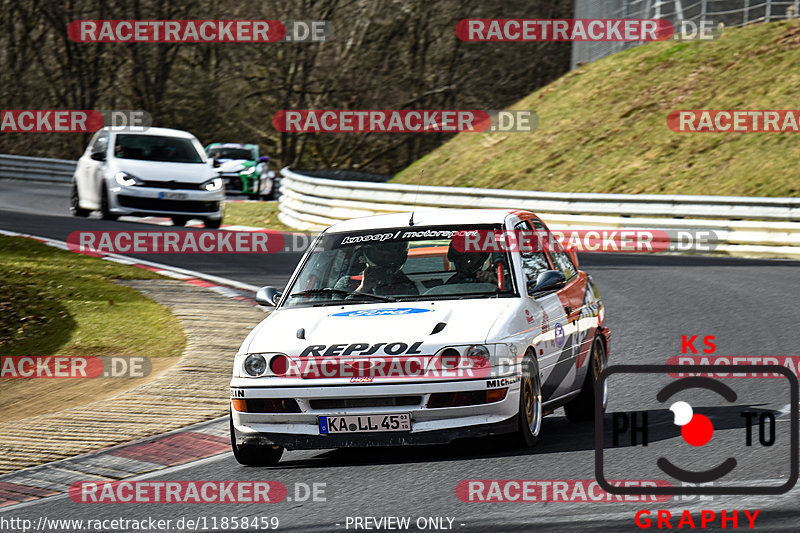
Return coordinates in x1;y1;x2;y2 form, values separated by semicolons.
1;179;799;531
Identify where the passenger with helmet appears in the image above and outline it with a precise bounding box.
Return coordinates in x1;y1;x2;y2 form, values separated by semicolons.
349;241;419;296
445;242;497;285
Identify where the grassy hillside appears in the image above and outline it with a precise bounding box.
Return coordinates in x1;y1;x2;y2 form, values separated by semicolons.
394;21;800;197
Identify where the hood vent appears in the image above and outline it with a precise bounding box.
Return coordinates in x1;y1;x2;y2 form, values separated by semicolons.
430;322;447;335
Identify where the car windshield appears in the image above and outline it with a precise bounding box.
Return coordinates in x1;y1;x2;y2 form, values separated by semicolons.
282;224;517;308
114;134;205;163
208;147;254;160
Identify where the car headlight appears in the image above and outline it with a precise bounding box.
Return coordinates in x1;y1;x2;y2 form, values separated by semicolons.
202;177;223;191
241;167;256;176
243;354;267;377
465;344;490;361
114;171;142;186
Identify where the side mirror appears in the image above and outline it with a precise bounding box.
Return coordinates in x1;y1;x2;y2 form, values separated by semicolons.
90;151;106;162
255;286;282;306
566;245;579;268
529;270;566;294
212;158;221;168
258;156;270;163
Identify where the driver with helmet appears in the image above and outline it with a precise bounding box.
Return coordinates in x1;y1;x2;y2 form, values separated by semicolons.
351;241;419;296
445;242;497;285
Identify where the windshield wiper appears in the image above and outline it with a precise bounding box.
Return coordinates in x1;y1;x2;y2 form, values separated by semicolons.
289;288;397;302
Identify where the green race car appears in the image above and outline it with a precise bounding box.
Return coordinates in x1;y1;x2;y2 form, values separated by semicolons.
205;142;277;200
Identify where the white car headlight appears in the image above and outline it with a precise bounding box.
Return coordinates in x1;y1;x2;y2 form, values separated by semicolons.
243;354;267;377
465;344;491;361
202;177;223;191
114;171;142;186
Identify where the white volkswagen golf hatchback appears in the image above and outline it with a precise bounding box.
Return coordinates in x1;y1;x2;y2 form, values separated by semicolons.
70;126;224;227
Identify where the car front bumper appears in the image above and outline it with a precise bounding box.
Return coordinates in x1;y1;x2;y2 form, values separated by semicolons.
108;184;224;218
230;378;521;450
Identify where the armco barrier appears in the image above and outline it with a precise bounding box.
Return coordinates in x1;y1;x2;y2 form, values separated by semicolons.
1;155;798;258
277;167;800;258
0;154;76;183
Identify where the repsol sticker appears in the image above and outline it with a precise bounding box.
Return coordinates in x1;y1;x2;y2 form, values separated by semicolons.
300;342;423;357
330;308;432;317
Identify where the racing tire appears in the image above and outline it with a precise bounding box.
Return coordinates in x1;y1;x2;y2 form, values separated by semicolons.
204;217;222;229
70;181;90;217
564;336;607;422
229;413;284;466
99;184;118;221
171;216;190;227
516;350;542;447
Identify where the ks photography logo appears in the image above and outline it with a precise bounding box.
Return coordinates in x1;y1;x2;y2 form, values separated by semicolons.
594;365;798;495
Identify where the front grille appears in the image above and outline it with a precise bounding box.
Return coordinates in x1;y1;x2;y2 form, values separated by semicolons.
221;175;244;192
117;195;220;213
243;398;301;413
139;180;202;190
309;396;422;409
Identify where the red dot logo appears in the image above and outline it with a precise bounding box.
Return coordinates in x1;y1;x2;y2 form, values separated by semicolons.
681;413;714;446
670;401;714;447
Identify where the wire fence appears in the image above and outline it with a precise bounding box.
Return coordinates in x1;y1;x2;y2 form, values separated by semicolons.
572;0;800;67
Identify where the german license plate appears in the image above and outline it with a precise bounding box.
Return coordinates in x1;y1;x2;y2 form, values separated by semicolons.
158;191;187;200
318;413;411;434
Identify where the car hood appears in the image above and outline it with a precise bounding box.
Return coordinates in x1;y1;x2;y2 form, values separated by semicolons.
217;159;253;173
113;159;216;183
242;298;517;355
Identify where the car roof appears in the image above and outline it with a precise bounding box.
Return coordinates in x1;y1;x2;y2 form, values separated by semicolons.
101;126;197;139
325;209;523;233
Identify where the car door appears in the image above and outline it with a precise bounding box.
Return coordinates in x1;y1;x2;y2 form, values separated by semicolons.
513;218;570;402
531;217;592;397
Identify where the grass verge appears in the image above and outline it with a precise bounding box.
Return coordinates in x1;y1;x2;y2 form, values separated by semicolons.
223;200;299;232
394;21;800;197
0;235;186;419
0;235;185;357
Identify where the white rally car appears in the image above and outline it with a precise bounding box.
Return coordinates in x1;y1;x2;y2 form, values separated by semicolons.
230;210;610;465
